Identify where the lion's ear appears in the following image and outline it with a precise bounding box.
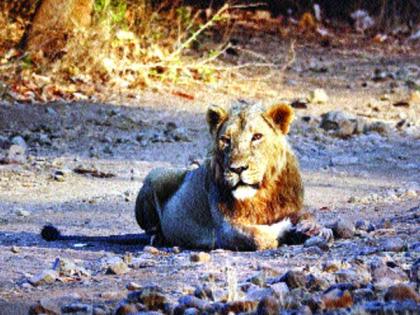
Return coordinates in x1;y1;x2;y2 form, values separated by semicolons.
265;103;294;134
206;104;228;136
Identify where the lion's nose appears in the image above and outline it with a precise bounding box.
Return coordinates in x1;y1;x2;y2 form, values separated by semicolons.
229;164;248;175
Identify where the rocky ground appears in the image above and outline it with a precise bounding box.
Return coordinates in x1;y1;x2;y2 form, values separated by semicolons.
0;42;419;314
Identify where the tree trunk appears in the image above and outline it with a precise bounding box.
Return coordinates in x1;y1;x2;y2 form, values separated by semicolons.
22;0;94;57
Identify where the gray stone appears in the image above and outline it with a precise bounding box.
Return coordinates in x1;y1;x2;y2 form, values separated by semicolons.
178;295;209;310
308;88;329;104
61;303;93;314
270;282;289;306
15;209;31;217
364;121;391;136
281;270;307;289
194;284;214;301
29;269;58;286
190;252;211;263
320;111;364;138
330;219;355;239
304;236;328;249
6;144;26;164
106;257;129;275
246;287;275;302
372;264;409;290
11;136;27;148
382;237;405;252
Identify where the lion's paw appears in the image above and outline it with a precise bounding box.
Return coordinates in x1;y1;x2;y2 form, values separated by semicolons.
318;227;334;244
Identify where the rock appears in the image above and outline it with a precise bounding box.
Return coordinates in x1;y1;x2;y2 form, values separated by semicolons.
256;296;280;315
382;237;405;252
54;257;90;277
364;300;420;314
306;274;330;292
280;270;307;289
127;286;167;311
353;288;375;303
100;291;121;300
304;236;328;250
15;209;31;217
52;168;72;182
11;246;20;253
372;264;409;290
143;245;160;255
11;135;27;148
29;269;58;286
61;303;92;314
330;219;355;239
364;121;391;136
30;298;61;314
6;144;26;164
222;301;258;314
308;88;329;104
194;284;214;301
0;135;10;149
248;272;266;286
114;302;142;315
190;252;211;263
270;282;289;305
320;111;364;138
184;307;199;315
334;268;371;288
246;288;275;301
355;219;375;232
178;295;209;310
410;259;420;284
330;155;359;166
126;281;142;291
384;284;420;302
106;258;130;275
321;289;353;310
408;90;420;105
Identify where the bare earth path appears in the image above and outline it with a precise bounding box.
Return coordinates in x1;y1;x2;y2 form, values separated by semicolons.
0;44;419;314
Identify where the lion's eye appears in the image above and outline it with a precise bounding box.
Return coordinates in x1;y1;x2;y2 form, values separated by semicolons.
219;136;230;146
252;133;263;142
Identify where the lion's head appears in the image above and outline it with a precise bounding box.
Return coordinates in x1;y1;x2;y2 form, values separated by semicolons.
207;100;295;201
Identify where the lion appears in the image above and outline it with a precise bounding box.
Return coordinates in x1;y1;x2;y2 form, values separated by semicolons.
135;100;333;250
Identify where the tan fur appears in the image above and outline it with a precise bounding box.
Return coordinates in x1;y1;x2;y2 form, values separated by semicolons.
135;100;312;250
25;0;93;56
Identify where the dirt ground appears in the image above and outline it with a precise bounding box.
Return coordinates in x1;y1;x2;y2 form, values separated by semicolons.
0;39;419;314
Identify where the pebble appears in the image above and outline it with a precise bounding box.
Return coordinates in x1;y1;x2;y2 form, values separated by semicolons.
126;281;142;291
6;144;26;164
194;284;214;301
321;288;353;310
384;284;420;302
270;282;289;306
29;269;58;286
61;303;92;314
372;264;409;290
320;111;364;138
308;88;329;104
15;209;31;217
222;301;258;314
143;245;160;255
353;288;375;303
178;295;209;310
106;258;130;275
280;270;307;289
11;245;20;253
54;257;90;277
256;296;280;315
364;121;391;136
382;237;405;252
355;219;375;232
190;252;211;263
11;136;27;148
127;286;167;310
330;218;355;239
304;236;328;250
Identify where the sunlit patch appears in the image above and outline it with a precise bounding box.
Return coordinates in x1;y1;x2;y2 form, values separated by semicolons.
232;186;257;200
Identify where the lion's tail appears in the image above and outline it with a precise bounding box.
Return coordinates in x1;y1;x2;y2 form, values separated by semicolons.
41;225;152;246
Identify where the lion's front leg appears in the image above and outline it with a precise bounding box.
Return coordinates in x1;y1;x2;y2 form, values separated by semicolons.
218;219;293;251
294;216;334;244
